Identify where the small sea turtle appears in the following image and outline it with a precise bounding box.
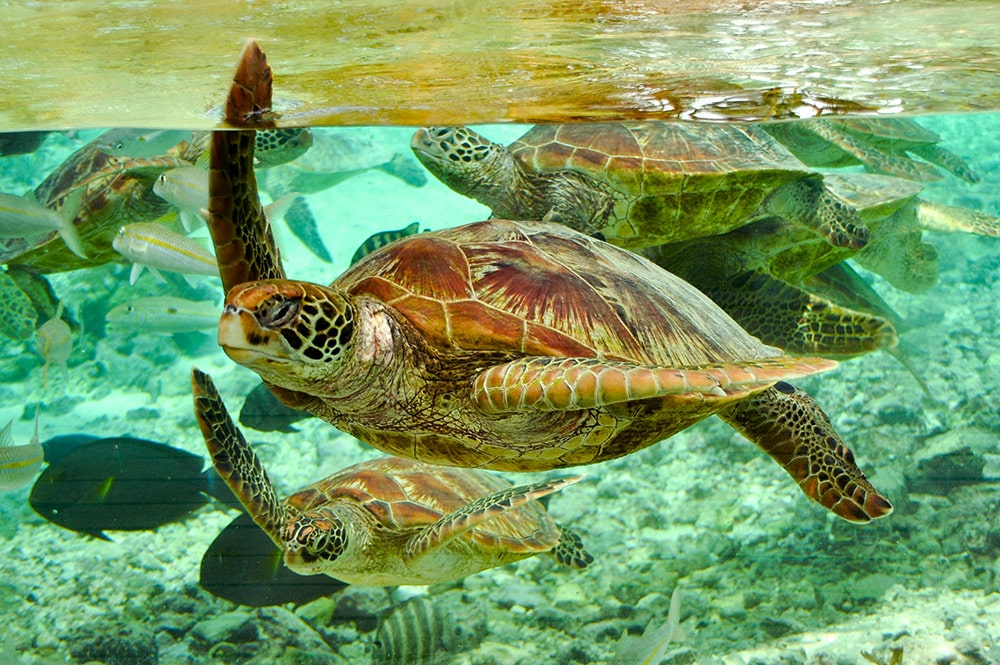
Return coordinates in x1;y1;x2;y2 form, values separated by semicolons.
191;368;592;585
206;41;892;522
762;117;980;184
257;128;426;262
411;123;870;250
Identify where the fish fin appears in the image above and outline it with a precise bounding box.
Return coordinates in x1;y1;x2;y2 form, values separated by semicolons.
147;266;167;283
53;213;87;259
181;273;200;288
180;210;205;233
0;420;12;447
264;193;300;223
129;262;144;285
30;405;40;447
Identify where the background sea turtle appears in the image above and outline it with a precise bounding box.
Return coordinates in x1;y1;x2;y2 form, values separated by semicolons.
205;41;891;522
256;128;427;262
645;172;1000;354
762;117;980;184
410;123;870;250
191;368;592;585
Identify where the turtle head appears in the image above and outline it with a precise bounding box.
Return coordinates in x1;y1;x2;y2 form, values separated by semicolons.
282;507;348;573
411;127;513;200
218;279;355;393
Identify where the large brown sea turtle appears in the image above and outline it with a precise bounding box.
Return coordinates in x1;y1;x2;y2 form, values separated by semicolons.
410;123;870;251
206;41;891;523
192;368;592;585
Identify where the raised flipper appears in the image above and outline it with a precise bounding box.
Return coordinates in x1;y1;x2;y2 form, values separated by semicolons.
763;176;870;250
403;475;583;560
810;120;944;182
208;39;285;293
472;355;838;414
701;270;897;357
719;381;892;523
192;367;286;548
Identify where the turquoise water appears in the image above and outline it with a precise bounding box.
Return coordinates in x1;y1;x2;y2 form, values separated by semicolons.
0;115;998;664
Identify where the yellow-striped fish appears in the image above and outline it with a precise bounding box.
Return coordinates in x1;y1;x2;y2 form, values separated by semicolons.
371;595;485;665
106;296;220;334
0;409;43;492
95;128;191;159
112;222;219;286
153;166;209;232
0;192;86;259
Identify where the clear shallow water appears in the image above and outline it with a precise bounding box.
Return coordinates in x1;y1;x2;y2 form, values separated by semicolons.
2;0;1000;129
0;114;997;664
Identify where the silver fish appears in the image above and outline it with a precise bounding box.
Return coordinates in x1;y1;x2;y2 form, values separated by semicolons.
106;296;220;334
0;409;43;492
153;166;209;232
0;192;86;259
371;596;484;665
95;128;191;159
610;587;682;665
112;222;219;286
35;302;72;390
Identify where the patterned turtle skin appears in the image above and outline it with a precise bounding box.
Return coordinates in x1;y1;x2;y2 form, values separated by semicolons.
410;123;870;251
762;117;980;184
192;368;592;585
207;41;892;523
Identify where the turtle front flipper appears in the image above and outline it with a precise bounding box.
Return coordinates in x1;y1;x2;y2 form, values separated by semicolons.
764;177;870;250
914;200;1000;238
191;367;287;547
703;270;898;357
403;475;583;560
208;39;285;294
810;120;944;182
718;381;892;523
472;356;837;414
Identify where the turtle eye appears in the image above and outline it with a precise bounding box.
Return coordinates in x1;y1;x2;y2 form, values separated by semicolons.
258;296;300;329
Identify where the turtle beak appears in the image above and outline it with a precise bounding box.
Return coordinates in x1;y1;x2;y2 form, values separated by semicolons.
218;304;288;363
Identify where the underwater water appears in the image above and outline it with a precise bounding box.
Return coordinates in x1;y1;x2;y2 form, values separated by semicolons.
0;113;998;665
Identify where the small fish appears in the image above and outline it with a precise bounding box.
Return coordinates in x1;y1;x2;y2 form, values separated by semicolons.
95;128;190;159
112;222;219;286
371;595;485;665
152;165;209;232
29;436;237;540
34;302;73;389
200;511;349;608
106;296;220;334
0;192;86;259
351;222;422;265
0;409;44;491
610;587;682;665
238;381;312;433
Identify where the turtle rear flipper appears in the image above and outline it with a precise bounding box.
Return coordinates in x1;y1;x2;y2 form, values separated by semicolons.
551;526;593;569
705;269;898;357
191;368;287;548
719;381;893;523
403;475;582;560
763;177;870;249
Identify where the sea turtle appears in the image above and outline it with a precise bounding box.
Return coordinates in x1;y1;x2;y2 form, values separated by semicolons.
191;368;593;585
206;41;892;523
410;123;870;251
644;172;1000;356
256;128;426;262
762;117;980;184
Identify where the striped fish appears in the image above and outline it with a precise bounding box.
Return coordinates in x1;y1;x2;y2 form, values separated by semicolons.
0;409;43;492
371;596;484;665
105;296;220;334
350;222;422;265
112;222;219;286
